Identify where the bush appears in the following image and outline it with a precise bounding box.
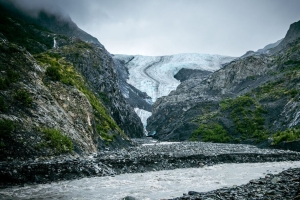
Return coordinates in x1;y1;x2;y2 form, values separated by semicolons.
191;123;230;143
0;78;9;90
43;128;73;153
0;119;14;137
0;69;19;90
96;124;115;142
14;89;33;106
272;128;300;145
46;66;61;81
0;96;8;112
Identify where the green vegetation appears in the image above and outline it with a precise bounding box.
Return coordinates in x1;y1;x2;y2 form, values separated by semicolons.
0;119;14;137
0;7;53;54
192;95;269;143
14;89;33;106
45;66;61;81
35;51;125;140
0;69;19;90
98;92;111;104
223;95;268;142
283;60;300;65
0;96;8;112
97;125;115;142
41;128;73;153
190;123;230;143
272;128;300;145
253;79;297;100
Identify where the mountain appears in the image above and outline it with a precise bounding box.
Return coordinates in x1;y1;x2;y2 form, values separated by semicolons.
147;20;300;151
0;2;143;161
241;38;282;58
113;54;234;130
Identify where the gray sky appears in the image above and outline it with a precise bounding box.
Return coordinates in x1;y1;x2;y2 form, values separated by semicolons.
9;0;300;56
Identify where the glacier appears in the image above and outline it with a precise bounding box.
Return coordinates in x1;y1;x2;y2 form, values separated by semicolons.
114;53;234;129
134;108;152;134
115;53;235;102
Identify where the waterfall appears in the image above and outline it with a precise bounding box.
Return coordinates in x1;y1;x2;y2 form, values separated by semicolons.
53;37;58;48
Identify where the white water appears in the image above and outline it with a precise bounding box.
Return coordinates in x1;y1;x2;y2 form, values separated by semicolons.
1;161;300;200
53;37;57;48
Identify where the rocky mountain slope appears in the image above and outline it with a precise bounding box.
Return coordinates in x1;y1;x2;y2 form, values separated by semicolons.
0;2;143;161
147;20;300;150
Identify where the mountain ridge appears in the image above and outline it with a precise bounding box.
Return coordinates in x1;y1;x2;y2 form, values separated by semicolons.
147;20;300;150
0;1;144;161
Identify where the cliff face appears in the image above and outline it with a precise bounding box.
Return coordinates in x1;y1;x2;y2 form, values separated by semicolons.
147;20;300;147
0;3;143;161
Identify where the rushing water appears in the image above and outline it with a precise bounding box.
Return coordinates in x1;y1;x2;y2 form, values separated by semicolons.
1;161;300;200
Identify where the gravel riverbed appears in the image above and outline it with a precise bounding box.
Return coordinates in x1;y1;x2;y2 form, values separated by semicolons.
1;139;300;192
173;167;300;200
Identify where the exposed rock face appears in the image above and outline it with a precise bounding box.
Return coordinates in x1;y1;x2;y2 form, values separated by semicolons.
240;38;282;58
0;2;144;161
54;41;144;138
174;68;212;82
272;20;300;53
0;37;99;158
147;20;300;145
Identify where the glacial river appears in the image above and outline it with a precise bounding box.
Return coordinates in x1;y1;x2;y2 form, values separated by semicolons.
1;161;300;200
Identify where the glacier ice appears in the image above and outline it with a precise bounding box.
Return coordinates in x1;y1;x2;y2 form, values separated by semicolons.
116;53;234;102
134;108;152;134
114;53;234;127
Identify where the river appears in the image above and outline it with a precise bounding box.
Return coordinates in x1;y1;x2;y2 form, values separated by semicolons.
1;161;300;200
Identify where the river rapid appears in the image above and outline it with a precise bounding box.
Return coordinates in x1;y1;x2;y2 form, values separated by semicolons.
1;161;300;200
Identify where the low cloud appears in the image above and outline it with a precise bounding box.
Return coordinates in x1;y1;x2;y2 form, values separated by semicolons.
3;0;300;56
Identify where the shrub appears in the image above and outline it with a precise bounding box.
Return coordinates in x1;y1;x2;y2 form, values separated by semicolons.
0;78;9;90
0;119;14;137
289;89;298;98
0;96;8;112
45;66;61;81
0;69;19;90
43;128;73;153
14;89;33;106
191;123;230;143
96;124;115;142
272;128;300;145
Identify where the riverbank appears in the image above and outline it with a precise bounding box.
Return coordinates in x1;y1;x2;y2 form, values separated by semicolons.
1;139;300;187
173;167;300;200
1;161;300;200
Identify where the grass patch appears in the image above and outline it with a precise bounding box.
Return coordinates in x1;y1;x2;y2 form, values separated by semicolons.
0;96;8;112
41;128;73;153
272;128;300;145
14;89;33;107
45;66;61;81
0;119;14;138
0;69;19;90
228;96;267;140
190;123;230;143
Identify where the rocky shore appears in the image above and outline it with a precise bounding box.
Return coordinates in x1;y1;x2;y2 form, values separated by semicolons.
1;139;300;188
173;167;300;200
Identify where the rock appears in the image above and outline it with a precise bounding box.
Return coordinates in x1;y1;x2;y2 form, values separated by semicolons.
121;196;137;200
271;177;281;184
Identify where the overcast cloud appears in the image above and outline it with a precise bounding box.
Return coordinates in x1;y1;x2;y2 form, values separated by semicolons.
8;0;300;56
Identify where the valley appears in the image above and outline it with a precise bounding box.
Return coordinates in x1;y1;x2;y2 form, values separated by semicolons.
0;1;300;199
